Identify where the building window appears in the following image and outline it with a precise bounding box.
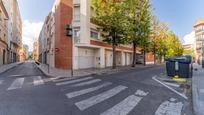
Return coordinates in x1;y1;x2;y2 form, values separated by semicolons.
74;29;80;43
90;29;99;39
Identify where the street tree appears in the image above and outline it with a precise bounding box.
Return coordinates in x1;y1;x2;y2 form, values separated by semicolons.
92;0;130;69
127;0;152;67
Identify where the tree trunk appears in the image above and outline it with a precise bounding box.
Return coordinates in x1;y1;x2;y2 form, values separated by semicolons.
153;44;156;65
132;42;136;67
143;45;146;66
112;32;117;69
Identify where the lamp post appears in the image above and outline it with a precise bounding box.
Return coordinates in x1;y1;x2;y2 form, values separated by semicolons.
66;24;73;77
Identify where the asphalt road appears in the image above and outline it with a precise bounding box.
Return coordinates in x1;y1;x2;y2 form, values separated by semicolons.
0;61;193;115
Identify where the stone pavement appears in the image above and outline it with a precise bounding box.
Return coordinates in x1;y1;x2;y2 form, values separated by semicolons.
37;63;162;79
192;63;204;115
0;62;23;74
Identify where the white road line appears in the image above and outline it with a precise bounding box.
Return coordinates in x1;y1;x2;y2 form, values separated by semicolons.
155;98;183;115
71;79;101;87
0;80;3;85
33;76;44;86
75;85;127;111
7;78;25;90
163;82;180;88
66;82;112;98
152;76;188;100
101;91;146;115
101;90;148;115
56;77;93;86
53;78;73;82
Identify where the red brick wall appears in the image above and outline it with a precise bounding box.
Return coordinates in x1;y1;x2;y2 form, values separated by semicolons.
90;40;134;51
54;0;73;70
146;53;154;62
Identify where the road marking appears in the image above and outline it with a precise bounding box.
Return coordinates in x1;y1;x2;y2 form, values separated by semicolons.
66;82;112;98
8;78;25;90
71;79;101;87
152;76;188;100
53;77;73;82
56;77;93;86
33;76;44;86
75;85;127;111
101;90;148;115
155;98;183;115
135;89;149;96
0;80;3;85
163;82;180;88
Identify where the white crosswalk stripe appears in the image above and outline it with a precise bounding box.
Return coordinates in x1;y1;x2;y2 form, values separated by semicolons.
75;85;127;111
33;76;44;86
71;79;101;87
56;77;93;86
53;77;73;82
0;80;3;85
155;98;183;115
101;90;148;115
7;78;25;90
66;82;112;98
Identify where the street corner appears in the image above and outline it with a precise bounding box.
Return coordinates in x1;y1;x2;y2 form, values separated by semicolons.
152;75;192;101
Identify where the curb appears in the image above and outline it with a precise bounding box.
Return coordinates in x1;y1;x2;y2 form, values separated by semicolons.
0;62;24;74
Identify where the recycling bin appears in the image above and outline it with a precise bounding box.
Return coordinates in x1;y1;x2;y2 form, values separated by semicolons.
175;56;193;78
165;58;177;77
166;56;193;78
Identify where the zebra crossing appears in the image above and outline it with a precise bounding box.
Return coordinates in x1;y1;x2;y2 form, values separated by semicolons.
54;77;184;115
0;76;45;91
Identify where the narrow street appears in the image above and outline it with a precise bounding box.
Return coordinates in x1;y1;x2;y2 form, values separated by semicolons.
0;61;193;115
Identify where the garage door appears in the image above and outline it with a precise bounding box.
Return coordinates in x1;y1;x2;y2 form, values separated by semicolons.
126;53;131;65
78;48;95;69
105;50;113;67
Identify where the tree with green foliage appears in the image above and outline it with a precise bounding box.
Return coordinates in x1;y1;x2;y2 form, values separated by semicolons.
165;31;184;57
126;0;152;66
150;19;169;63
92;0;130;69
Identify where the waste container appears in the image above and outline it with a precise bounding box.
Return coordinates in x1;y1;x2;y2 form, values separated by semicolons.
166;56;193;78
175;56;193;78
165;58;177;77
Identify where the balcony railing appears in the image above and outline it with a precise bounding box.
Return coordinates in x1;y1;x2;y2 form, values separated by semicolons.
73;0;80;5
73;14;80;22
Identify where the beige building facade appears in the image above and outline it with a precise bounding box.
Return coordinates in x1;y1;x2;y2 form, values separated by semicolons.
194;19;204;63
33;41;39;61
2;0;22;64
0;0;9;65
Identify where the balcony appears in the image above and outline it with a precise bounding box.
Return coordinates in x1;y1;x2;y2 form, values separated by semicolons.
73;0;80;6
73;14;80;22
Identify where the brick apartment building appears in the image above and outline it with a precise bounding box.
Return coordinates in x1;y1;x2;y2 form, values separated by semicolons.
194;19;204;63
38;0;154;70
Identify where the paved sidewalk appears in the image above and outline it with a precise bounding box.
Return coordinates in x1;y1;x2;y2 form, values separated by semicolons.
37;63;162;79
192;64;204;115
0;62;23;74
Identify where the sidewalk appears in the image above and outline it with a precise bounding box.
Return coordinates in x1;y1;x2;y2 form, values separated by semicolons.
37;63;162;78
0;62;23;74
192;64;204;115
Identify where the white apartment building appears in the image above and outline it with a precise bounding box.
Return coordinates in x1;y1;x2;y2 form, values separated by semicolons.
72;0;153;69
38;0;154;70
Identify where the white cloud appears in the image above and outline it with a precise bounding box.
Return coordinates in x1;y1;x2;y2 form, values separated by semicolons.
22;20;43;52
183;31;195;45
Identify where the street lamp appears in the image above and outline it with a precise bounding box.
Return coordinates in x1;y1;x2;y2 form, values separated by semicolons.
65;24;74;77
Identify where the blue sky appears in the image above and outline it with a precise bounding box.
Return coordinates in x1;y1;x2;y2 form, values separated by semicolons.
17;0;204;51
151;0;204;42
17;0;55;51
18;0;55;22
